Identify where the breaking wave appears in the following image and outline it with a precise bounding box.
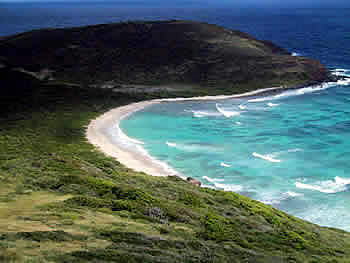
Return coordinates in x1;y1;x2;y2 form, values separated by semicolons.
267;102;279;107
220;162;232;167
247;80;349;103
203;176;243;192
112;126;180;177
216;103;241;118
331;68;350;78
165;141;222;152
252;152;281;163
295;176;350;194
259;191;303;205
116;125;145;145
166;141;177;147
202;176;225;183
185;109;221;118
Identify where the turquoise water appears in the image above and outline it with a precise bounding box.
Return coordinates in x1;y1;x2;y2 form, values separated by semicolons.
120;74;350;230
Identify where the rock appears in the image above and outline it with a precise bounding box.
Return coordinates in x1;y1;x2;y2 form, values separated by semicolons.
186;177;201;186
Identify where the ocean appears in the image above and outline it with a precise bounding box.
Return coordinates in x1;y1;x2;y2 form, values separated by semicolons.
2;1;350;230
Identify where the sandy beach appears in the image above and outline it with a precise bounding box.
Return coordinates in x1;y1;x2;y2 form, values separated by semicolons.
86;86;284;177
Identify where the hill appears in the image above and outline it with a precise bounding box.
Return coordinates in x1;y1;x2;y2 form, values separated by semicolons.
0;20;327;95
1;21;349;263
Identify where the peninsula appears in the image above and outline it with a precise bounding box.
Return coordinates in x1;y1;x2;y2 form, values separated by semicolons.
1;21;349;263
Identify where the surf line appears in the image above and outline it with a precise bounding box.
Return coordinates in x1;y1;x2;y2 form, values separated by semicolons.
220;162;232;167
252;152;281;163
87;85;290;178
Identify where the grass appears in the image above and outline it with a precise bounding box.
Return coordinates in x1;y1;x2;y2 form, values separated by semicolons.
0;20;344;262
0;71;350;262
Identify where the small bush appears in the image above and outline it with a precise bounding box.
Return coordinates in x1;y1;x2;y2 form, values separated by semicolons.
178;191;204;208
65;196;112;208
0;230;86;242
280;230;308;250
148;207;168;224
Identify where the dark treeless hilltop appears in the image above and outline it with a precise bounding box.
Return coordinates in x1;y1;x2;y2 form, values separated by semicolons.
0;20;328;95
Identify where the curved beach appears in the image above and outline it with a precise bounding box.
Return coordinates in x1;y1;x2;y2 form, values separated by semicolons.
86;86;288;177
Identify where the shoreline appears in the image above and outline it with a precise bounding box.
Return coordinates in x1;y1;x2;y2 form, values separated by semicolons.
86;85;290;178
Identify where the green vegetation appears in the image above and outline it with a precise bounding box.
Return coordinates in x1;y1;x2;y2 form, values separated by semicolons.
0;68;349;262
0;21;348;262
0;20;328;95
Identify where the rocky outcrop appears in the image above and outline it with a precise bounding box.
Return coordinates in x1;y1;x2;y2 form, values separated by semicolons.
186;177;201;186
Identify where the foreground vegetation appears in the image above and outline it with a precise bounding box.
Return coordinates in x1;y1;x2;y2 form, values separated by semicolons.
0;21;348;262
0;68;349;262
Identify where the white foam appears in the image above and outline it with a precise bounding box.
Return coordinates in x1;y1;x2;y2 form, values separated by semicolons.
166;141;177;147
337;79;350;86
238;104;246;110
267;102;279;107
115;125;144;145
215;183;243;192
110;125;181;177
286;191;303;197
150;154;181;177
252;152;281;163
123;142;180;177
331;68;348;73
202;176;225;183
278;84;335;97
248;96;274;102
216;103;241;118
295;176;350;194
220;162;232;167
235;121;242;125
203;176;243;192
292;52;301;56
259;190;303;205
248;82;340;103
186;110;221;118
164;142;222;153
331;68;350;78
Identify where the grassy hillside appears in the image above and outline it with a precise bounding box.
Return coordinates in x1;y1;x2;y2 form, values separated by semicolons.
1;21;348;262
1;69;350;262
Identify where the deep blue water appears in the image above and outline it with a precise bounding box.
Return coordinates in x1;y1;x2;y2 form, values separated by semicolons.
2;2;350;230
1;2;350;67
